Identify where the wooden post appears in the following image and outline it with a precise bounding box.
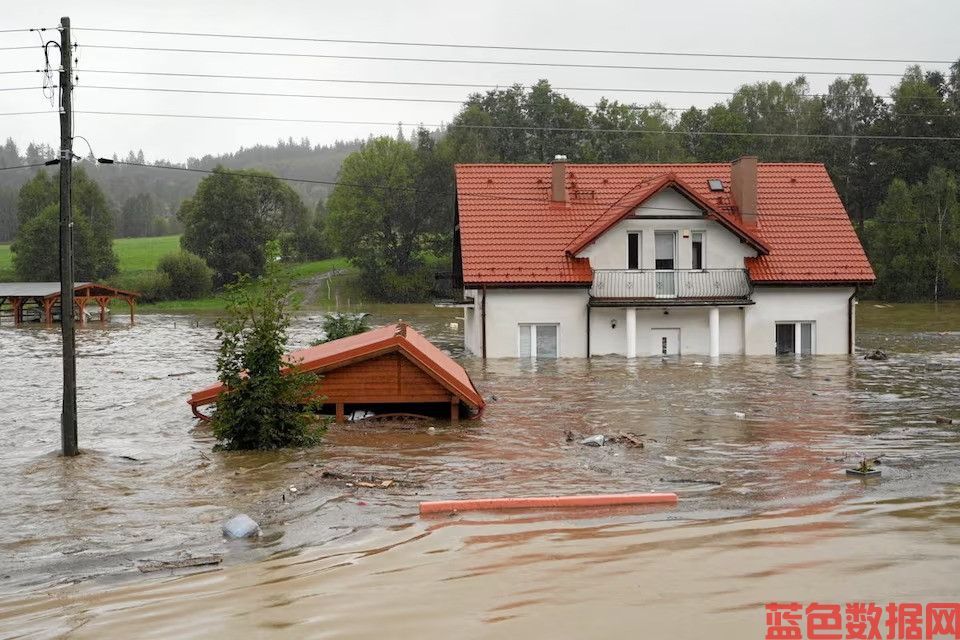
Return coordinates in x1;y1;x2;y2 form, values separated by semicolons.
12;298;23;325
335;402;345;424
127;297;135;324
75;297;88;325
43;297;55;325
450;396;460;424
96;296;109;322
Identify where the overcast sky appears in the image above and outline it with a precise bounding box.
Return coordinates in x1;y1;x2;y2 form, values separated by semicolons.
2;0;957;162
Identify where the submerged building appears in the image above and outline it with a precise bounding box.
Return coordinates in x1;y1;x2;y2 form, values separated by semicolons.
453;156;875;358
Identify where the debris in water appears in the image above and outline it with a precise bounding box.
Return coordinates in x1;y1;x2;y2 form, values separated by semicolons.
934;416;957;425
117;455;141;462
734;412;746;419
607;432;645;448
289;485;298;493
222;514;261;539
319;470;422;488
660;477;722;486
580;435;606;447
138;554;223;573
663;455;679;462
166;372;194;378
864;349;888;361
427;426;437;434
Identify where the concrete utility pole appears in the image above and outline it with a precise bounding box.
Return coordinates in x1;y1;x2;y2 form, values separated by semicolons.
59;16;78;456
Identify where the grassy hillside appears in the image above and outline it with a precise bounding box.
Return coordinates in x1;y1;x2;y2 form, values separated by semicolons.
0;235;182;284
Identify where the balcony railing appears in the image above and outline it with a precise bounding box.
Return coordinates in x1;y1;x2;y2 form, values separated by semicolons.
590;269;752;301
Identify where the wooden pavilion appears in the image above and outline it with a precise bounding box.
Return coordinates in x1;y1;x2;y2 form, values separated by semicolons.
188;322;485;423
0;282;139;325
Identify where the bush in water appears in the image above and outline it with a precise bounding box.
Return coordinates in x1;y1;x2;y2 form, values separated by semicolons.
157;251;214;300
212;242;328;450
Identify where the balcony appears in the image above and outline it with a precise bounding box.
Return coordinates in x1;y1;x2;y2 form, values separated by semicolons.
590;269;752;305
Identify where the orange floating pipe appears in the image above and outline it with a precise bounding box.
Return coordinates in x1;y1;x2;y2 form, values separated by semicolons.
419;492;678;515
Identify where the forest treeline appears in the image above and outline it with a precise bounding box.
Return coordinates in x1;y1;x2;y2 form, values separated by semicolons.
2;62;960;301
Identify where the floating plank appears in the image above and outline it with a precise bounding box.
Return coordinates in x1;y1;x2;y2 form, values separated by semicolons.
419;492;678;515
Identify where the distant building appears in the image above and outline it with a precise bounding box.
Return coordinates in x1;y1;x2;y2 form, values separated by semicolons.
453;156;875;358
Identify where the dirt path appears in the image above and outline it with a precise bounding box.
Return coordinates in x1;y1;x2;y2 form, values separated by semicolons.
296;269;346;305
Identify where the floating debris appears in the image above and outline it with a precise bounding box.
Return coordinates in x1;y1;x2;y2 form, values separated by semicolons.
138;554;222;573
864;349;889;361
222;514;260;539
580;435;606;447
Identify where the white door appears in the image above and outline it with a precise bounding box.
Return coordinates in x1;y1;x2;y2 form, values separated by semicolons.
654;232;677;297
650;328;681;356
519;324;559;358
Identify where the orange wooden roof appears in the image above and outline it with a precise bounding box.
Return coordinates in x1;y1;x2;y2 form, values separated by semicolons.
455;162;875;285
188;323;484;410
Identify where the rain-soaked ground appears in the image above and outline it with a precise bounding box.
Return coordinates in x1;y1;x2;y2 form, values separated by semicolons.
1;302;959;638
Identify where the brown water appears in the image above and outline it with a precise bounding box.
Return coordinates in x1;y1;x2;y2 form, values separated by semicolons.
1;302;959;638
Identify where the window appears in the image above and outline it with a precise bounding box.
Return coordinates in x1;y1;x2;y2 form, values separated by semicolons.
519;324;558;358
654;232;675;270
708;179;724;192
627;232;640;269
775;321;815;355
691;231;704;270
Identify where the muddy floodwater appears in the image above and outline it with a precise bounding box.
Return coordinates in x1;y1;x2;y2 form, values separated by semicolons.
1;302;959;638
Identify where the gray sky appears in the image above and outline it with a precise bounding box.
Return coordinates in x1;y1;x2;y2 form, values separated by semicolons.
2;0;957;162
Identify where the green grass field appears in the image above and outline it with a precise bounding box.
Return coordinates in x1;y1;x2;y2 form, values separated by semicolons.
0;235;356;312
0;235;183;285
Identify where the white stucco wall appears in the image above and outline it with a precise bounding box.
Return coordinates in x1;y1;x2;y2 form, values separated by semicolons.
589;306;745;356
745;286;855;355
462;288;483;356
578;188;758;270
482;288;590;358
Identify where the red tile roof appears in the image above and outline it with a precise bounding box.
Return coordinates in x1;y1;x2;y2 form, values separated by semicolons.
188;323;484;410
455;163;875;285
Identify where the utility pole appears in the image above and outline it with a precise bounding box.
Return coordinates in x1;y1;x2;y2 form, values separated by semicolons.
59;16;78;456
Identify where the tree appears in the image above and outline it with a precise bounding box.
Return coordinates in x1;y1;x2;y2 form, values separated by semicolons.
119;192;156;237
11;203;97;280
211;244;327;450
11;168;118;280
326;136;450;301
864;169;960;301
178;166;310;285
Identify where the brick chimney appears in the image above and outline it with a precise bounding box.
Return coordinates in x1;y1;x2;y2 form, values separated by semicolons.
730;156;758;225
551;155;567;203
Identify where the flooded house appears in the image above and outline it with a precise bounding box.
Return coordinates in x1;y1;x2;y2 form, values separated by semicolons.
453;156;876;358
188;322;485;423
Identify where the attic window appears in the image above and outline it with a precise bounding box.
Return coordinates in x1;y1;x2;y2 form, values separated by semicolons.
708;179;724;192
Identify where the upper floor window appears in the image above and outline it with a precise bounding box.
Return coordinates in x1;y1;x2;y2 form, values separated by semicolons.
692;231;705;270
627;232;640;269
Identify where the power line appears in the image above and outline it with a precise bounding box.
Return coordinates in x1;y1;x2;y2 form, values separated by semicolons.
75;69;949;102
0;86;48;92
0;27;56;34
56;110;960;142
73;27;957;65
0;46;39;51
0;70;40;75
70;84;960;119
79;45;914;77
0;161;51;172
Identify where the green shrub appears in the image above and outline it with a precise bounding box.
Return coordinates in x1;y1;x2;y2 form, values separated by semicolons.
212;243;327;450
312;312;371;345
128;271;172;303
157;251;213;299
